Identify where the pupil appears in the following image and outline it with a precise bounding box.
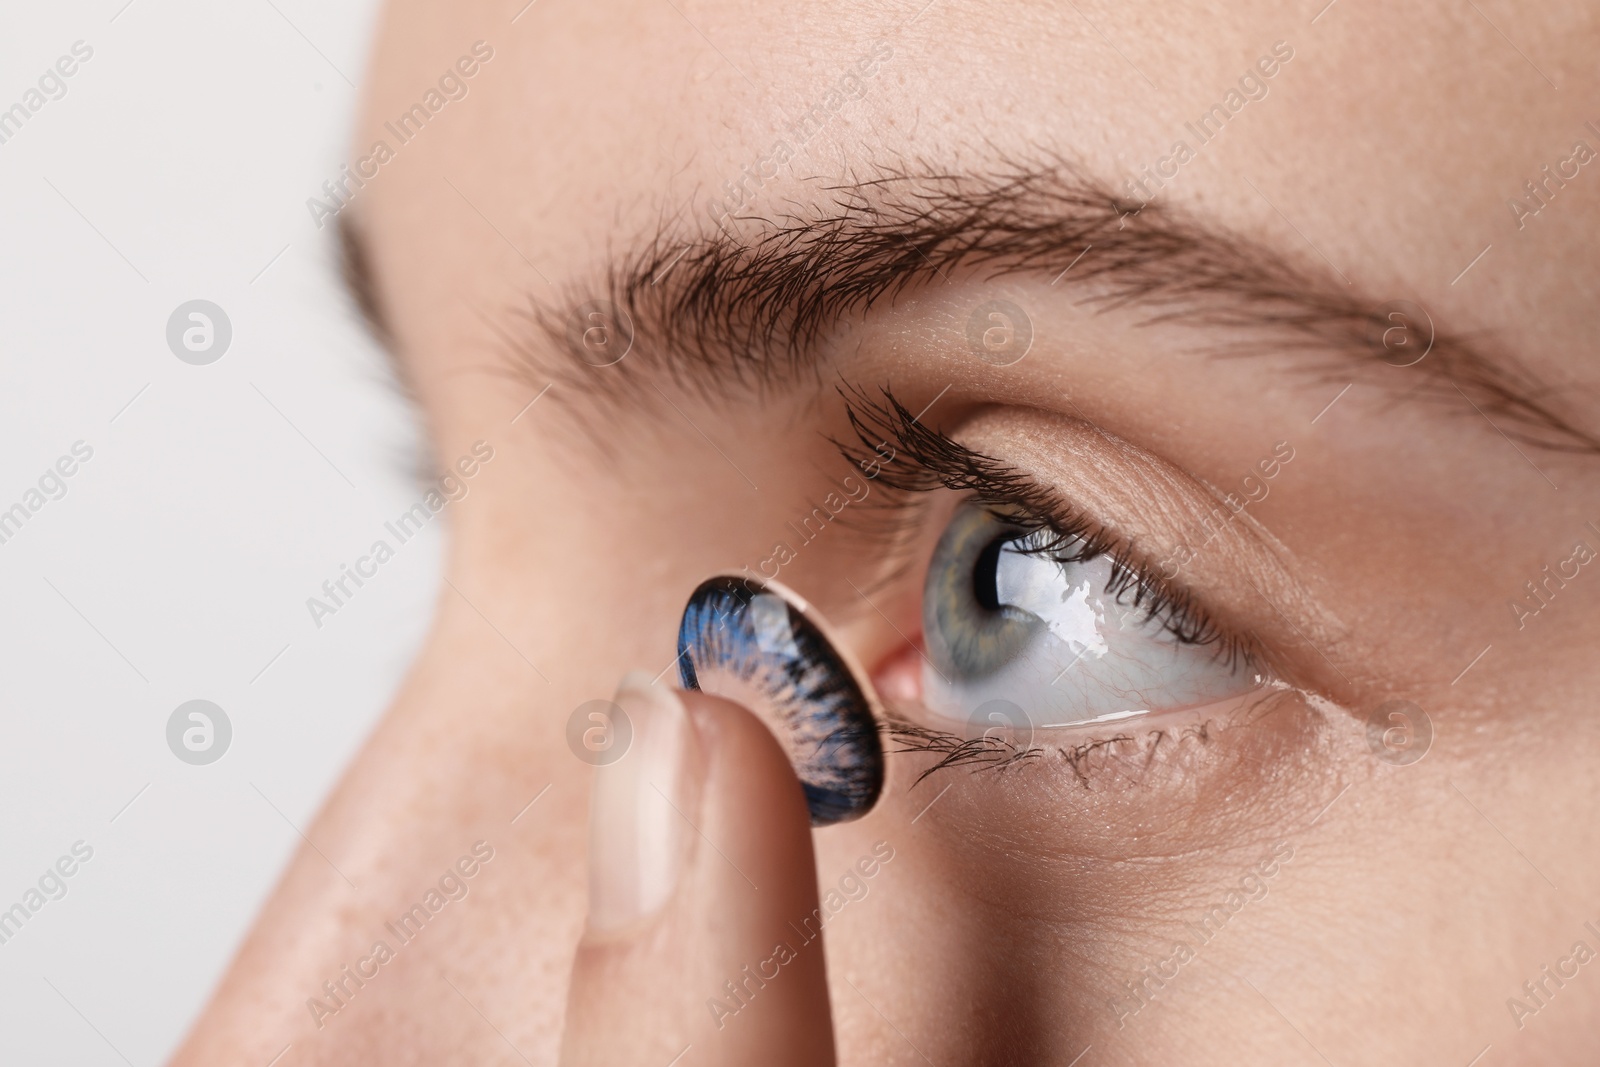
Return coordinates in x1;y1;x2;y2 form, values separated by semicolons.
972;536;1009;611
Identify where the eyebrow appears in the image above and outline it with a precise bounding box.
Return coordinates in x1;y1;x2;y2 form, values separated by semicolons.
512;158;1594;454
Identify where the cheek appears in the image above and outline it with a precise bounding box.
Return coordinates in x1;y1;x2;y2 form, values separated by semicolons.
818;688;1349;1051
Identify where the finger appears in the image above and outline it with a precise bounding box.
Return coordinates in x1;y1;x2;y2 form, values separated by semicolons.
559;673;836;1067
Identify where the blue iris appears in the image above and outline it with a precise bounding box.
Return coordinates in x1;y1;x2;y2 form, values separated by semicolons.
678;576;883;826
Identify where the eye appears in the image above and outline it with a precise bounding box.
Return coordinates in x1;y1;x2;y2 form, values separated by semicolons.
919;503;1263;732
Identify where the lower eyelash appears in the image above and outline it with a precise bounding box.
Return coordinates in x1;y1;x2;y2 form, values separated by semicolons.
887;687;1315;791
887;713;1207;791
884;716;1044;786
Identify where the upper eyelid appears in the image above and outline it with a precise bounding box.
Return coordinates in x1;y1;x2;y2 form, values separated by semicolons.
832;385;1262;669
910;401;1357;700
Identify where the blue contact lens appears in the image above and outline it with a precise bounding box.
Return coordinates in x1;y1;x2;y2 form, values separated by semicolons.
678;575;884;826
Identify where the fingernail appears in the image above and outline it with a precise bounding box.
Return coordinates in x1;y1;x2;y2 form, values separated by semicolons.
587;671;697;934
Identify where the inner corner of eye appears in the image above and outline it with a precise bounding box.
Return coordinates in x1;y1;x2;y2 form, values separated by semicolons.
869;636;928;709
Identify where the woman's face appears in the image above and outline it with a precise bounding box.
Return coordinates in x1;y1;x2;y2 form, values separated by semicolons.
177;1;1600;1063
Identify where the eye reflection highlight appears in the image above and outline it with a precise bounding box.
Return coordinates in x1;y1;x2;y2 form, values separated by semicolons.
678;575;884;825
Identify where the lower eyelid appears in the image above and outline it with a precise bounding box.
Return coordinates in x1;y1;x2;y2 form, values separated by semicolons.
881;689;1346;938
883;683;1314;793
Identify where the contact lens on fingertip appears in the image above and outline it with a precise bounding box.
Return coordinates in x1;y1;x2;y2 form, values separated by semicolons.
677;574;884;826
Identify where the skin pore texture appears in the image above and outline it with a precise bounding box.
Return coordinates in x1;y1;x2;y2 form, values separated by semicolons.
171;0;1600;1064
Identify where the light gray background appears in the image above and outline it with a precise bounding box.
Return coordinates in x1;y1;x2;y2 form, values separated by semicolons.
0;2;438;1062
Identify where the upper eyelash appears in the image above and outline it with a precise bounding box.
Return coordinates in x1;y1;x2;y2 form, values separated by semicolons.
831;384;1258;671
